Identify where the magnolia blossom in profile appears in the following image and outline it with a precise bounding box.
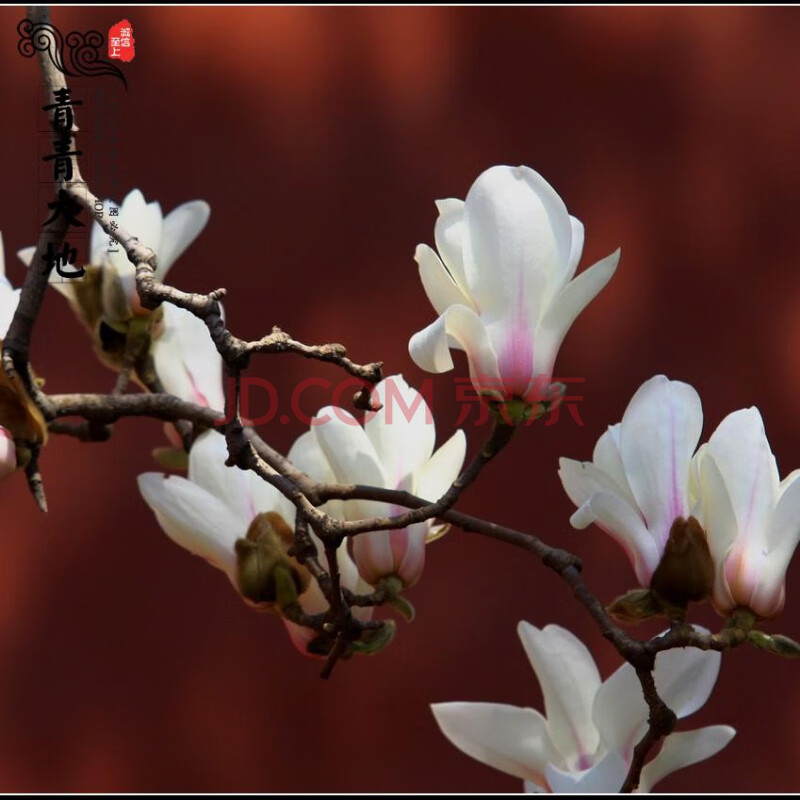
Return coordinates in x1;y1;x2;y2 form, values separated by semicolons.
20;188;210;328
432;622;734;793
693;408;800;619
137;429;372;654
558;375;703;589
408;165;619;412
309;375;466;588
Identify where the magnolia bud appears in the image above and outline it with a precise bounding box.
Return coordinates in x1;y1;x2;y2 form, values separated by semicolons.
607;588;665;624
650;516;715;609
234;512;309;607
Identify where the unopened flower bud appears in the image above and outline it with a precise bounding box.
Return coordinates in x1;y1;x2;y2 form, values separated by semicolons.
650;516;715;609
234;512;309;607
607;588;665;624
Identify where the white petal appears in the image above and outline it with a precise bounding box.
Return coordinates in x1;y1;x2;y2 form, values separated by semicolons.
311;406;388;520
431;702;552;784
619;375;702;552
564;216;585;284
462;165;571;326
287;430;345;521
533;249;619;378
18;245;81;311
638;726;736;793
434;198;469;291
409;305;502;394
416;429;467;502
158;199;211;278
592;424;637;505
152;303;225;411
751;475;800;613
652;638;721;721
119;189;163;269
415;244;473;316
187;430;254;528
364;375;434;486
409;314;453;373
517;623;601;768
592;658;646;759
706;408;778;547
137;472;241;582
558;457;633;511
545;750;628;794
696;455;739;610
569;491;658;587
766;471;800;560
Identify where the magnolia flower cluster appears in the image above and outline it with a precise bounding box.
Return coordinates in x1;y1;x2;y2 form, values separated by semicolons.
559;375;800;620
138;375;465;653
1;162;794;793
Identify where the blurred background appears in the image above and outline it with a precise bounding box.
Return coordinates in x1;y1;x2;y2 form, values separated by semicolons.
0;4;798;792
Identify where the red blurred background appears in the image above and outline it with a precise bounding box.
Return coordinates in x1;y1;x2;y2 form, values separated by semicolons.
0;5;798;792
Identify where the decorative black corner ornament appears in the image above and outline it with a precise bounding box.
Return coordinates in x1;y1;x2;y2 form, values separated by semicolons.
17;18;128;89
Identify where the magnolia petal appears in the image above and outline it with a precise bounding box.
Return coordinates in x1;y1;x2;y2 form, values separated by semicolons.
651;637;721;721
619;375;702;552
591;424;637;505
409;304;502;394
594;660;649;767
409;314;453;373
417;429;467;503
534;249;619;379
158;199;211;279
416;244;473;316
697;455;739;611
558;457;633;511
353;529;398;586
287;430;345;522
544;750;628;794
434;198;468;291
638;726;736;793
563;216;585;285
152;303;226;411
766;464;800;559
187;430;254;528
312;406;388;520
517;623;601;768
749;475;800;616
569;490;658;587
17;245;77;307
462;165;570;326
364;375;435;485
706;408;778;545
118;189;163;274
431;702;552;784
137;472;240;581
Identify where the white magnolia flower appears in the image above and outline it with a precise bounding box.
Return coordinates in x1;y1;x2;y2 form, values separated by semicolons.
432;622;735;793
408;165;619;411
558;375;702;588
19;188;210;327
309;374;466;588
137;429;371;653
693;408;800;619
